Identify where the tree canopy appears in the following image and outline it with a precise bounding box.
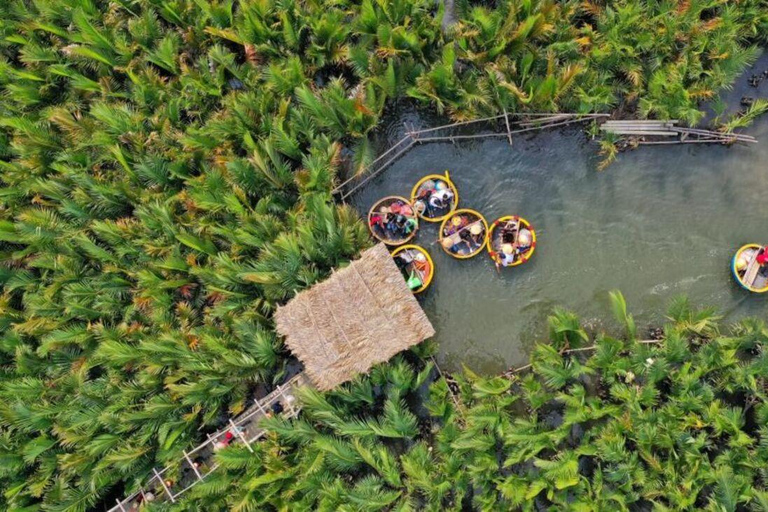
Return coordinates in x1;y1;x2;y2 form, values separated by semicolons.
0;0;767;509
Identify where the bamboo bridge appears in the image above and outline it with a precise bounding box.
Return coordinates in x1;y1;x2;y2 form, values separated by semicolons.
109;372;310;511
600;120;757;145
333;114;758;202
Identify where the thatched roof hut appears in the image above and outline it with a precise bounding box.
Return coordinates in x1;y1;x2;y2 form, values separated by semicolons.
274;243;435;391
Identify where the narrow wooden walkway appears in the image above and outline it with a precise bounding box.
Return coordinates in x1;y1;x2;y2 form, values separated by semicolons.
109;372;310;511
600;120;757;144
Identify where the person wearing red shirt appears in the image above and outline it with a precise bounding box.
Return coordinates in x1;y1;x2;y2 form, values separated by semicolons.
758;249;768;266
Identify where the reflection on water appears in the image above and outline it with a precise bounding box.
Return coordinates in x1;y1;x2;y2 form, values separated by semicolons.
352;73;768;375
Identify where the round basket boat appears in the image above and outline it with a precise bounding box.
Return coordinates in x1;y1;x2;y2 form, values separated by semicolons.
392;244;434;294
732;243;768;293
368;196;419;246
410;171;459;223
439;209;488;259
487;216;537;268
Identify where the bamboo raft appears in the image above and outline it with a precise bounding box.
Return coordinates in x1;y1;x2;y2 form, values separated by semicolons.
600;120;757;145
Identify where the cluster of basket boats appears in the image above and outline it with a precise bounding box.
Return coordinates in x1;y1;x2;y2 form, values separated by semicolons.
368;172;536;294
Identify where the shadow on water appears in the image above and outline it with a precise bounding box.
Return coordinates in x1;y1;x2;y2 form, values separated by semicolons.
353;58;768;375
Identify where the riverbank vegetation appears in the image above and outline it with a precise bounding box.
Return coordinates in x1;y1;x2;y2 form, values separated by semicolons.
178;294;768;510
1;0;768;509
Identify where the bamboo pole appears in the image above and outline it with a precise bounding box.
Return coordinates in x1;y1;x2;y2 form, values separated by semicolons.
503;339;663;376
430;355;463;414
254;396;268;415
503;109;513;146
332;135;412;193
184;450;204;481
414;116;604;144
115;499;127;512
404;112;609;137
404;114;507;136
154;468;175;503
340;139;416;200
230;418;254;453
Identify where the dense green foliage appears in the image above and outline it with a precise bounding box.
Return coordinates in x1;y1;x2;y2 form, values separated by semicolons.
0;0;767;509
187;297;768;511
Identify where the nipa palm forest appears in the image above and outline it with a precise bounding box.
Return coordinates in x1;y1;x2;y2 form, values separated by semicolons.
1;0;768;510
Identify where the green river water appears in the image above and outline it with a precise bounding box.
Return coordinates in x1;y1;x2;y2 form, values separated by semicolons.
351;63;768;374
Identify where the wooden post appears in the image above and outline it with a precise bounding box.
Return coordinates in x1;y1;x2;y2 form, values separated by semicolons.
230;419;254;453
503;109;513;146
184;450;204;481
154;468;175;503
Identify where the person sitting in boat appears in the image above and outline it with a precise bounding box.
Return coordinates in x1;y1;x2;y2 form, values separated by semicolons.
498;243;517;268
434;187;454;208
442;236;461;254
416;185;434;213
500;220;518;244
444;215;466;236
394;214;411;237
516;227;532;254
403;216;417;234
413;200;427;216
369;211;386;238
394;253;411;272
758;248;768;266
459;225;474;252
429;193;446;214
413;251;429;273
378;206;392;231
468;223;484;248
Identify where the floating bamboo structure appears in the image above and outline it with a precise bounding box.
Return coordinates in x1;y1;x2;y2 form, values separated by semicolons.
600;120;757;145
333;114;758;202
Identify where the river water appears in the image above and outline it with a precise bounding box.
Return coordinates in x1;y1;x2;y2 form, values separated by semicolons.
351;62;768;374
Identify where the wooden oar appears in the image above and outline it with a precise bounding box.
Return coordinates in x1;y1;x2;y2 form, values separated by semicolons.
743;248;763;288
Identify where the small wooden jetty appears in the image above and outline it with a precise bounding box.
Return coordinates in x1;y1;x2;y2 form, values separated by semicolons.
109;372;309;511
600;120;757;145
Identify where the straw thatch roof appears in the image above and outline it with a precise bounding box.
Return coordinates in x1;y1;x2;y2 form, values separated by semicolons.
274;243;435;391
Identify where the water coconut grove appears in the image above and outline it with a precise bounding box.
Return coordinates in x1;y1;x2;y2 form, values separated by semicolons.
1;0;768;510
